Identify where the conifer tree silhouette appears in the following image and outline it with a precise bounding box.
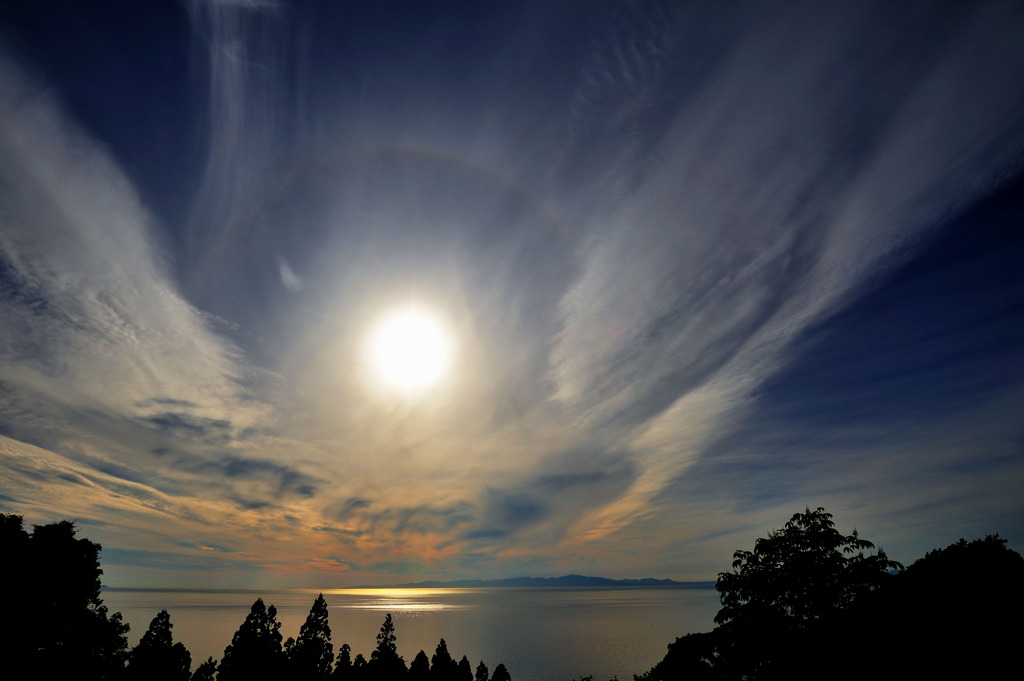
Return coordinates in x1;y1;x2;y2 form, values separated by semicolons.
368;613;406;680
288;593;335;680
190;657;218;681
332;643;353;680
430;638;456;681
410;650;431;681
218;598;286;681
126;609;191;681
352;653;369;681
491;663;511;681
456;655;473;681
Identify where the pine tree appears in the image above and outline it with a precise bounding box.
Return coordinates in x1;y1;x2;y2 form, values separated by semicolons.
410;650;431;681
457;655;473;681
368;613;406;680
352;653;369;681
491;663;511;681
430;639;456;681
332;643;353;680
191;657;218;681
289;593;335;680
218;598;287;681
126;609;192;681
474;660;489;681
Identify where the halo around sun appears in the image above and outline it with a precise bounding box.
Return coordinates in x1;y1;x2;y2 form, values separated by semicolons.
366;304;454;396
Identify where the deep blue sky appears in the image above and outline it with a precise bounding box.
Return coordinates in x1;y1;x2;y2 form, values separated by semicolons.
1;0;1022;587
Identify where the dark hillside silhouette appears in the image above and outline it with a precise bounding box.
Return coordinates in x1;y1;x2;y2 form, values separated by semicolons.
832;534;1023;679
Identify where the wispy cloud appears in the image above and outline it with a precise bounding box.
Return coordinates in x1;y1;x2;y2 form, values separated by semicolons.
0;1;1022;586
547;0;1024;542
0;57;265;436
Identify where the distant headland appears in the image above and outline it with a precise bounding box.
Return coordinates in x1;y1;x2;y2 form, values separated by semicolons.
349;574;715;589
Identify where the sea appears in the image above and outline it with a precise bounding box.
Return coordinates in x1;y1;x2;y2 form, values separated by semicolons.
102;586;721;681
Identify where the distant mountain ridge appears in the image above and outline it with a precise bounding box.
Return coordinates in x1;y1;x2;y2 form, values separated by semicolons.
350;574;715;589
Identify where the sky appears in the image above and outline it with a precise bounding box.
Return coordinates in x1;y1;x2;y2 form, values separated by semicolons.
0;0;1022;589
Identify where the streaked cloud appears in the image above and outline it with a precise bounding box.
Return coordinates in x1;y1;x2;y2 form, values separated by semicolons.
0;1;1022;586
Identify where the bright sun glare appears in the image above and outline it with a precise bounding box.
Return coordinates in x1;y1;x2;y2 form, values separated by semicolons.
367;305;453;396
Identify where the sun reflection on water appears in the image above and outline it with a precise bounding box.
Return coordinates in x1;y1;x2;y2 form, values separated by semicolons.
311;589;472;613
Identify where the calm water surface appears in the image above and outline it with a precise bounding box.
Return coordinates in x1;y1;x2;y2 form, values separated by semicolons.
103;587;720;681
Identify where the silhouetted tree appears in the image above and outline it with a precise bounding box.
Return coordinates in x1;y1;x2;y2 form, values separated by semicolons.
637;507;904;681
125;609;191;681
456;656;473;681
410;650;431;681
352;653;369;681
715;507;900;630
0;514;30;653
712;507;900;679
491;663;511;681
288;593;334;680
332;643;353;680
430;639;456;681
474;660;489;681
218;598;286;681
190;657;217;681
0;514;129;680
368;613;406;680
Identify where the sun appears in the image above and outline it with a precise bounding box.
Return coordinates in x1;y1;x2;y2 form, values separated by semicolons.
366;305;454;396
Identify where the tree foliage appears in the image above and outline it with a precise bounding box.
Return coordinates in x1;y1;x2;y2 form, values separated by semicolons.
837;534;1024;679
634;631;721;681
430;638;456;681
491;663;511;681
369;613;406;680
333;643;354;681
0;514;129;680
456;656;473;681
191;657;218;681
639;507;904;681
218;598;287;681
409;650;431;681
352;653;369;681
289;593;335;680
715;507;900;633
126;609;191;681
